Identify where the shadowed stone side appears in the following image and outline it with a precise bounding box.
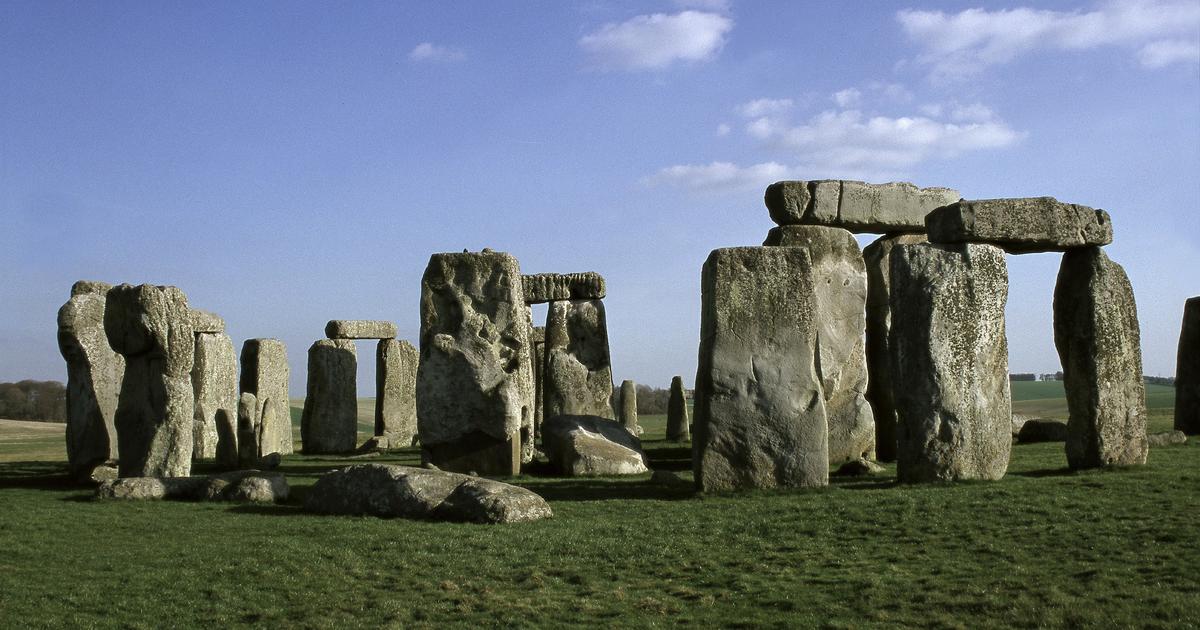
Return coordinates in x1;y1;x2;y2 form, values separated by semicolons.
619;380;638;435
693;247;829;492
890;243;1011;482
926;197;1113;254
192;332;237;460
375;338;417;446
765;180;959;233
522;272;606;304
236;392;258;468
530;326;546;437
58;281;125;479
239;339;291;456
666;375;690;441
325;320;397;340
1054;247;1147;468
543;299;615;421
301;339;358;454
1176;297;1200;434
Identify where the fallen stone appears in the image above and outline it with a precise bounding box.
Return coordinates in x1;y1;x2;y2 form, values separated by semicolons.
96;470;288;503
191;332;237;460
833;457;885;477
650;469;690;487
522;272;606;304
189;309;225;334
1054;247;1147;468
766;180;959;233
619;380;639;435
375;338;417;447
542;415;650;476
87;464;119;483
239;339;292;456
1176;297;1200;434
301;339;358;454
325;320;397;340
666;375;690;441
1016;419;1069;443
543;299;615;421
1148;430;1187;448
926;197;1113;254
1010;413;1032;438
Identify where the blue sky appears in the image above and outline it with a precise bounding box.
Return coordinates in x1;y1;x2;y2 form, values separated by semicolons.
2;0;1197;395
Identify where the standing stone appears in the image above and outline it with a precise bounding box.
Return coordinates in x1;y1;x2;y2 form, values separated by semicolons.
1177;297;1200;434
57;281;125;479
530;326;547;437
543;299;615;422
104;284;195;478
239;339;291;456
619;380;639;435
191;332;237;460
236;392;259;468
889;243;1011;482
375;338;418;447
666;375;690;441
301;339;358;454
863;233;928;462
693;247;829;492
417;251;534;475
1054;247;1148;468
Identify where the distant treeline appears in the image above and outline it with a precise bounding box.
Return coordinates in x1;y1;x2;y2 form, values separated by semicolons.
609;384;685;416
1009;373;1175;387
0;380;67;422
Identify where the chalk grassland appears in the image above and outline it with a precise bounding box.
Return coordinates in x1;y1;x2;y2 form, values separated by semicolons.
0;384;1195;628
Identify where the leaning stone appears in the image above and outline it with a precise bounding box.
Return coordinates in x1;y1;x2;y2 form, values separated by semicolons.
542;414;650;476
833;457;885;477
325;320;397;340
1147;430;1188;448
1016;419;1069;443
766;180;959;233
57;281;124;480
1176;297;1200;434
239;339;292;456
890;243;1011;482
666;376;690;442
543;299;615;421
926;197;1113;254
96;470;287;503
522;272;606;304
619;380;639;435
191;332;237;460
300;339;358;454
189;309;225;334
693;247;829;492
375;338;417;447
1054;247;1147;468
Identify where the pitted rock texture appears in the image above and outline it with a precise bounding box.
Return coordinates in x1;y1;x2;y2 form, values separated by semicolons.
58;281;124;480
325;320;397;340
301;339;358;454
236;392;259;468
667;375;690;442
1148;431;1187;448
189;309;225;334
543;299;615;421
239;339;292;456
522;272;606;304
541;415;650;476
1054;247;1147;469
530;326;547;434
926;197;1113;254
693;247;829;492
192;332;237;460
376;338;418;447
890;243;1011;482
619;380;638;434
96;470;288;503
1176;297;1200;434
766;180;959;233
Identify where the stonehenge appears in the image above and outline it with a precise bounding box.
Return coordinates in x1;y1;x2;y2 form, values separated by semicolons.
1176;297;1200;434
522;272;606;303
542;414;649;476
765;180;960;233
543;299;615;421
529;326;547;435
376;338;418;448
927;197;1113;253
619;380;638;435
666;375;689;441
300;339;358;454
326;319;398;340
191;324;237;460
239;339;292;457
57;281;124;479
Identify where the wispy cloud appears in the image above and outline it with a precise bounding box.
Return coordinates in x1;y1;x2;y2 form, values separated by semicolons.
408;42;466;63
1138;38;1200;67
579;10;733;71
642;161;793;192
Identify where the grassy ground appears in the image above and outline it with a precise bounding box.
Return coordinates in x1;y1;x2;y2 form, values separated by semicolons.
1;391;1195;627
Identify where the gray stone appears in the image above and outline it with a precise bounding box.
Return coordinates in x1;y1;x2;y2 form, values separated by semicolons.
301;339;358;454
57;281;124;480
541;415;650;476
650;469;690;487
236;392;259;468
764;224;875;463
417;251;534;476
239;339;292;456
325;319;398;340
1054;247;1147;469
1176;297;1200;434
619;380;638;435
1147;430;1187;448
890;243;1011;482
666;375;690;441
766;180;959;233
833;457;885;477
530;326;546;436
214;408;238;469
863;234;928;462
926;197;1113;254
375;338;417;447
693;247;829;492
1011;413;1032;438
96;470;288;503
191;332;237;460
1016;419;1069;443
189;309;225;334
522;272;606;304
104;284;195;478
304;464;552;524
543;299;615;422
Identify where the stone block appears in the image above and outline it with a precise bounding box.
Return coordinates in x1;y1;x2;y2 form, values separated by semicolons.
375;338;417;447
301;339;358;454
239;339;291;457
766;180;959;233
522;272;606;304
325;320;398;340
191;332;237;460
926;197;1113;253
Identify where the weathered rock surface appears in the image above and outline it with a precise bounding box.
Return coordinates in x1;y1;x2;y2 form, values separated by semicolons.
375;338;418;447
1011;413;1032;438
189;309;225;334
301;339;358;454
530;326;546;435
693;247;829;492
1054;247;1147;468
236;392;259;468
833;457;885;477
522;272;606;304
666;375;690;441
239;339;292;456
304;464;552;524
1016;419;1069;443
96;470;288;503
764;225;875;463
650;469;691;487
192;332;237;460
417;251;534;475
543;299;615;421
890;243;1011;482
1176;297;1200;434
766;180;959;233
542;414;650;476
325;320;397;340
104;284;195;478
57;281;124;480
619;380;639;435
1147;430;1187;448
926;197;1113;254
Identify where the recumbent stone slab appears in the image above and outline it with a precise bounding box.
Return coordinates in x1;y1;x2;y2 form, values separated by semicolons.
325;319;397;340
666;375;690;441
301;339;358;454
522;272;606;304
1176;297;1200;434
96;470;288;503
542;414;650;476
192;331;237;460
543;299;615;421
190;309;225;334
765;180;959;233
239;339;292;457
926;197;1113;254
376;338;418;447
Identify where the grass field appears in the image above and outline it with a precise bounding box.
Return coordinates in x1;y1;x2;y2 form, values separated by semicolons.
1;386;1195;627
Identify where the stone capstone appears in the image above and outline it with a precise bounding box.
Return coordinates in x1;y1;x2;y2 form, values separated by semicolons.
522;272;606;304
191;332;237;460
765;180;959;233
189;309;225;334
666;375;690;442
1176;297;1200;434
619;380;639;435
543;299;615;421
239;339;292;456
325;320;398;340
926;197;1113;254
375;338;418;447
96;470;288;503
301;339;358;454
541;415;650;476
1016;419;1069;443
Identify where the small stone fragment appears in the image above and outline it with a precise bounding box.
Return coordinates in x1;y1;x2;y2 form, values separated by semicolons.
300;339;358;454
666;375;690;442
522;272;606;304
926;197;1113;254
325;320;398;340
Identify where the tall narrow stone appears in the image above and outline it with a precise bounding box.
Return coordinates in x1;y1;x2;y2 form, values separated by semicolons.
239;339;291;457
619;380;638;435
666;375;690;441
1177;297;1200;434
890;243;1011;482
57;281;125;479
417;251;534;475
104;284;195;478
375;338;418;447
236;392;258;468
301;339;358;454
1054;247;1147;468
693;247;829;492
192;331;237;460
544;299;615;421
530;326;546;436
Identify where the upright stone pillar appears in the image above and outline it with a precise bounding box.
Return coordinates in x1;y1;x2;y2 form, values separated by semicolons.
301;339;358;454
543;299;614;420
236;392;259;468
57;281;125;479
619;380;639;435
239;339;292;457
104;284;195;478
666;375;690;441
889;243;1011;482
530;326;546;437
1054;247;1147;468
376;338;418;447
191;310;237;461
693;247;829;492
1175;297;1200;434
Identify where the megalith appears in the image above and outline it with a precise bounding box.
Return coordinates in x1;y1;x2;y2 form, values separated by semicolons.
239;339;292;457
104;283;196;478
693;247;829;492
927;197;1112;254
765;180;959;233
522;272;606;303
619;380;638;435
326;319;398;340
301;339;358;454
1176;297;1200;434
889;243;1011;482
236;392;259;468
417;251;534;475
529;326;546;436
666;375;690;441
191;328;237;460
57;281;125;479
376;338;418;447
1054;247;1148;468
543;299;615;421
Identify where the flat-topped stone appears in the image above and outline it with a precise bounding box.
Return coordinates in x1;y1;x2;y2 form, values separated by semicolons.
522;273;606;304
766;180;959;233
71;280;112;297
926;197;1113;253
325;320;397;340
190;309;225;334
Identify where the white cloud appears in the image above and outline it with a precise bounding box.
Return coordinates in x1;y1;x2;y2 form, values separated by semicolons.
642;161;793;192
737;98;793;117
898;0;1200;79
832;88;862;108
408;42;466;62
716;123;732;136
673;0;731;11
579;11;733;70
1138;38;1200;67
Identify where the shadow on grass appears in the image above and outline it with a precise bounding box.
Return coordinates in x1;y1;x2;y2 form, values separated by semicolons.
226;503;309;517
0;461;80;491
1010;467;1076;478
521;479;696;502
